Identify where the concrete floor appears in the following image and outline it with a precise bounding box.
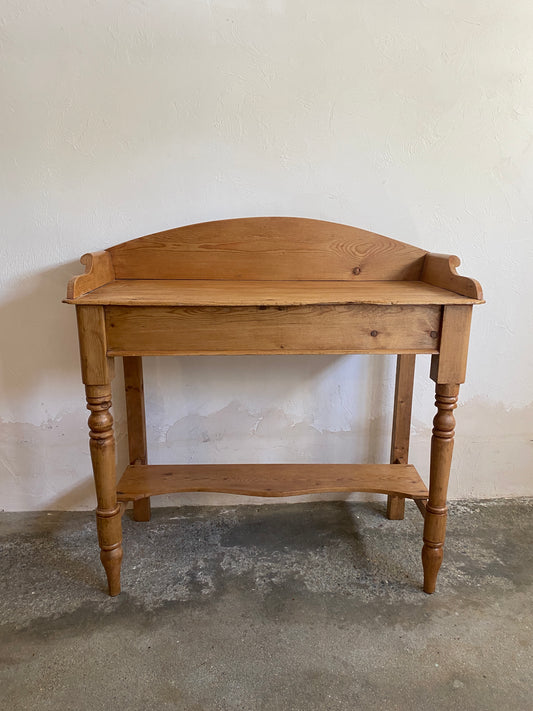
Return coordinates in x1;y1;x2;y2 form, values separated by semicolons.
1;499;532;711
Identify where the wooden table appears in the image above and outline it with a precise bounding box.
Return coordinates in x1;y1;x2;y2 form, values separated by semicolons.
65;217;483;596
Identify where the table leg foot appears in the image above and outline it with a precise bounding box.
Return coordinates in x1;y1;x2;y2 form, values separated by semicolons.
133;497;151;522
386;495;405;520
96;503;123;596
100;541;123;596
422;531;445;594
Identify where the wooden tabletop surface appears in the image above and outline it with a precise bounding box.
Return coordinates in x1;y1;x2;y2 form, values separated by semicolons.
64;279;482;306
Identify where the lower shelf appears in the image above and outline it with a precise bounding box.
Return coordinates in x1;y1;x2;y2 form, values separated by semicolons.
116;463;429;501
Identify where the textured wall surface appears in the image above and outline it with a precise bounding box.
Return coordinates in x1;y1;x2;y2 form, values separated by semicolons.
1;1;532;510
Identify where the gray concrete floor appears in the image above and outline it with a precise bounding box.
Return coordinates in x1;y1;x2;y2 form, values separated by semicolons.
1;499;532;710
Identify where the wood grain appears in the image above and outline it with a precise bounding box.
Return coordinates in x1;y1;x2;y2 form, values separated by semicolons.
422;383;459;594
104;304;442;356
123;356;151;522
422;253;484;300
116;463;429;500
123;357;147;465
107;217;427;281
76;305;114;385
390;354;416;465
430;305;473;384
67;251;115;299
64;279;482;306
387;354;416;520
85;384;122;596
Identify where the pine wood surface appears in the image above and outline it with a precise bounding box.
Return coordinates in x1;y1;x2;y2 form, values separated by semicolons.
123;357;147;465
422;253;483;300
104;304;441;356
116;463;429;500
65;279;482;306
66;251;115;300
85;383;122;596
430;305;473;384
123;357;151;522
422;383;460;593
76;306;113;385
107;217;427;282
387;354;417;520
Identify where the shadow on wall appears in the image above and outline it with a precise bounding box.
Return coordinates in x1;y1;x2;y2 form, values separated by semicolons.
144;352;394;465
0;261;81;404
138;351;396;507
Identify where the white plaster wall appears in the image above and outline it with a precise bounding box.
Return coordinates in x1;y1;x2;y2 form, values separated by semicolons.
1;1;532;510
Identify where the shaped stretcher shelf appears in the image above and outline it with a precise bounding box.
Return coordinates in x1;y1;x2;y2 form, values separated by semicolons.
116;463;429;501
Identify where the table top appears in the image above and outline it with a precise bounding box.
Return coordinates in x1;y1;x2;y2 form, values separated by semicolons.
64;279;483;307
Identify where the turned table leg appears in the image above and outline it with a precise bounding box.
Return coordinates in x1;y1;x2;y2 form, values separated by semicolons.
387;354;416;520
86;384;123;596
123;356;150;522
422;383;459;594
76;305;123;596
